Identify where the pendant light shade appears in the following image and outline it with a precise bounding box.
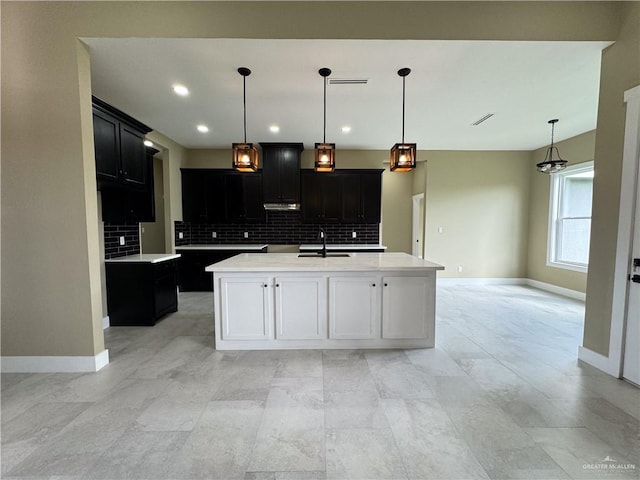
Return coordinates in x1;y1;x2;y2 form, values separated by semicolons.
536;119;567;174
315;67;336;173
390;68;416;172
232;67;259;172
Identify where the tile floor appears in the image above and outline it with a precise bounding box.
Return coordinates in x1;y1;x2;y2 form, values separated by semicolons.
1;285;639;479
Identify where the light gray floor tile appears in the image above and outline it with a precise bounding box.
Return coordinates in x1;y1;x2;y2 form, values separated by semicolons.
382;398;489;479
368;360;436;399
167;400;264;479
249;378;325;472
276;349;323;378
406;347;468;376
526;427;639;479
324;389;388;429
326;428;407;480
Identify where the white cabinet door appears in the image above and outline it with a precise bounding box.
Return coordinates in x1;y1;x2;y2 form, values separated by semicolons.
382;275;434;339
329;276;381;339
275;276;327;340
219;276;272;340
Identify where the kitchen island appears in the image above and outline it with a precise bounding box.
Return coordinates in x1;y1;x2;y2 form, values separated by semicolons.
205;252;444;350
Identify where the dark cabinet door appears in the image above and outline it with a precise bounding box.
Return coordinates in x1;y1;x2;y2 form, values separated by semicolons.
225;174;244;223
154;262;178;318
119;125;146;188
206;171;228;223
360;172;382;223
279;148;301;203
301;172;321;221
340;174;361;223
93;109;120;184
301;172;341;222
261;143;303;203
318;175;342;222
243;174;266;223
181;170;208;223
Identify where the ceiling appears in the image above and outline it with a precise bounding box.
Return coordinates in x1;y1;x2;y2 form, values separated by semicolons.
85;38;611;152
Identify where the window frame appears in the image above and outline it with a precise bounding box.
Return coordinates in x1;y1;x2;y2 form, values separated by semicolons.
547;161;594;273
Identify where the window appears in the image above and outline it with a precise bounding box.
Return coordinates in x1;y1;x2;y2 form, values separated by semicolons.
547;161;594;272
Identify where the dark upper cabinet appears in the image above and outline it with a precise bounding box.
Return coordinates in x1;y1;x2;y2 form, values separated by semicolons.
301;171;342;223
181;169;209;223
92;96;151;191
261;143;303;204
341;170;383;223
226;173;265;223
181;169;265;224
101;147;157;223
359;171;383;223
301;169;383;224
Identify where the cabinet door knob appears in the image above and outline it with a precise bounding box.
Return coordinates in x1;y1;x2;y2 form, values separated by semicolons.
384;283;388;287
263;284;268;288
372;283;376;287
276;284;280;287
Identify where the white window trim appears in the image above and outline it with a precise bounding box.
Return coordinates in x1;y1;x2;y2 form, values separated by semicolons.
546;160;594;273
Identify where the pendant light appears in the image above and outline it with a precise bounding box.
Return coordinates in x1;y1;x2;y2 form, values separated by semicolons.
315;67;335;173
536;119;567;174
390;67;416;172
232;67;259;172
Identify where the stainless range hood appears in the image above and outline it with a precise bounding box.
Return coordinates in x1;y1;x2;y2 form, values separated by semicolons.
264;202;301;211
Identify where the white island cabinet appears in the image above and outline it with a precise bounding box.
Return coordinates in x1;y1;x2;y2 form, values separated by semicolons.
206;253;444;350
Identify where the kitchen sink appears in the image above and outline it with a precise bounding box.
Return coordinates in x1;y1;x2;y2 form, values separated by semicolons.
298;253;351;258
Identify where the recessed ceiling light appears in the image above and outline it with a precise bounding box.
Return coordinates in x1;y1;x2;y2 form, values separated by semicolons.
197;124;209;133
269;125;280;133
172;84;189;97
341;126;352;134
143;140;154;147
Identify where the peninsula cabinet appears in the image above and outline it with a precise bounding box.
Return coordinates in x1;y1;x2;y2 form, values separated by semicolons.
92;96;152;190
329;276;380;339
275;277;327;340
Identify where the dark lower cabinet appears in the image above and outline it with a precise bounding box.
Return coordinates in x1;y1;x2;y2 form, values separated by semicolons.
106;259;178;326
177;248;267;292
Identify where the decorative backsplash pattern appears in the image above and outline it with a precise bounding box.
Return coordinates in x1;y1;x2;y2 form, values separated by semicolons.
175;211;379;246
104;223;140;259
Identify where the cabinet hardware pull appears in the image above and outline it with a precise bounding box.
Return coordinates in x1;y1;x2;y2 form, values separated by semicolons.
384;283;388;286
372;283;376;287
263;284;268;287
276;284;280;287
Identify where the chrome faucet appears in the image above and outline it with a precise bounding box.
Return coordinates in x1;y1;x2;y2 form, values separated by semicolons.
319;227;327;258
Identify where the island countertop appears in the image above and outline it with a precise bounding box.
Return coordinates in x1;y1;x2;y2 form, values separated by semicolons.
205;252;444;273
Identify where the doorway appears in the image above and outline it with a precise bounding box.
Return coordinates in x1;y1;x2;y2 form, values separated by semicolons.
412;193;425;258
141;154;166;254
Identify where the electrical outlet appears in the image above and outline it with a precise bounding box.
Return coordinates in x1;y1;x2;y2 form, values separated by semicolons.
119;236;125;246
457;265;463;273
244;232;249;239
438;227;444;234
212;232;217;239
352;231;357;239
178;232;184;239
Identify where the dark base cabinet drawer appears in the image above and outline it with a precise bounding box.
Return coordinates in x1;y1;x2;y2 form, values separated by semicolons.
106;260;178;326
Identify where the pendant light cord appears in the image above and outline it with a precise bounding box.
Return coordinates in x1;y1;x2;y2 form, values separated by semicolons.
401;75;406;144
323;75;327;143
243;75;247;143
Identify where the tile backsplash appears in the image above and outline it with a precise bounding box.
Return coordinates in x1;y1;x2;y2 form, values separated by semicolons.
104;222;140;259
175;211;379;246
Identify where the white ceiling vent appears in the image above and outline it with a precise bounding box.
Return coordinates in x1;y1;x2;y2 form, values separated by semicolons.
472;113;494;125
329;78;368;85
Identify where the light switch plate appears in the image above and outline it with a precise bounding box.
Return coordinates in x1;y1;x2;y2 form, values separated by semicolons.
178;232;183;239
119;236;125;246
212;232;217;238
244;232;249;239
352;231;357;238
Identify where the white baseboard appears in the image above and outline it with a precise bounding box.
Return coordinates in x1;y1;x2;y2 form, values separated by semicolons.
103;316;110;330
438;277;526;286
525;279;586;301
437;277;585;301
578;346;620;377
1;349;110;373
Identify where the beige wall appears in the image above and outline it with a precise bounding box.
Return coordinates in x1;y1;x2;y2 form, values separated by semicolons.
0;1;631;361
424;151;532;278
186;148;413;253
141;157;167;254
527;131;596;293
584;2;640;356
